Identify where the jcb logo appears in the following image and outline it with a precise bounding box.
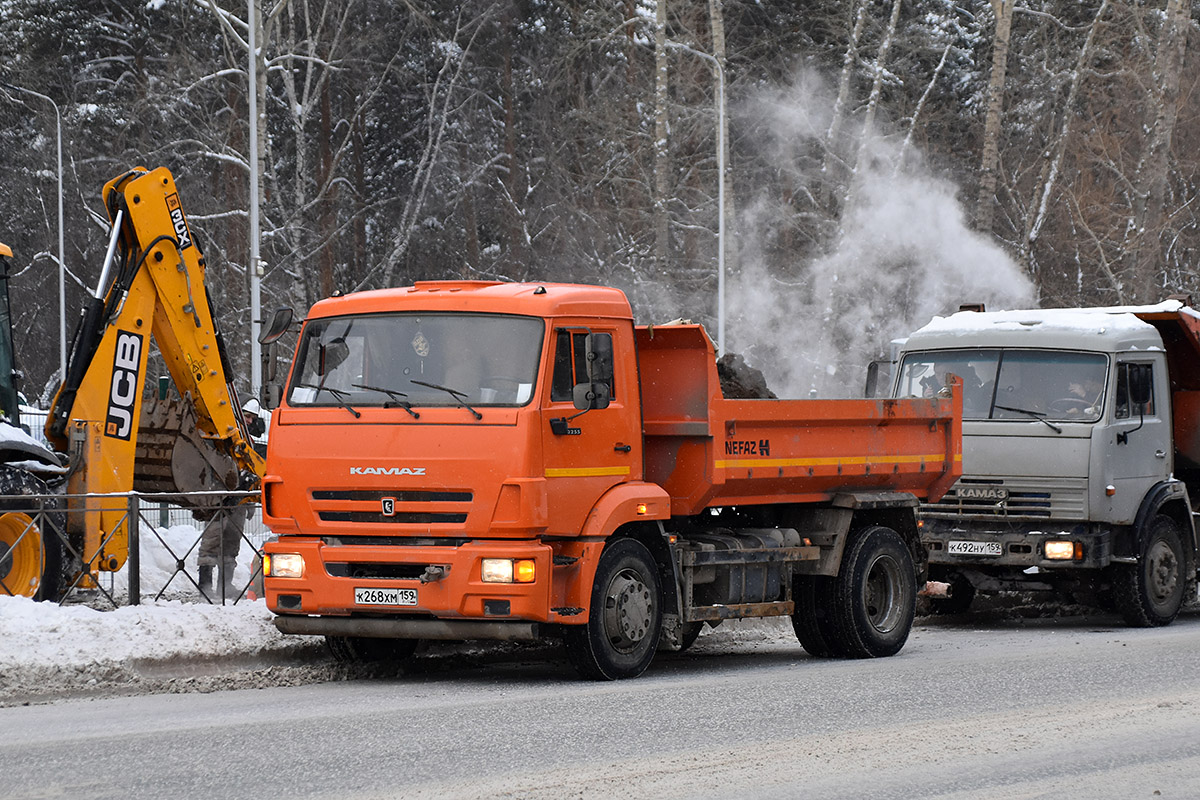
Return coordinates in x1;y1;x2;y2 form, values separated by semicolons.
105;331;143;440
165;193;193;250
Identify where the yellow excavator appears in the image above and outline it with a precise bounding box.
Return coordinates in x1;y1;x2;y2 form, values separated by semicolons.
0;166;264;600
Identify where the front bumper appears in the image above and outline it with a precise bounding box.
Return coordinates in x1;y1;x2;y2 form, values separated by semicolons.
921;521;1114;571
264;537;558;623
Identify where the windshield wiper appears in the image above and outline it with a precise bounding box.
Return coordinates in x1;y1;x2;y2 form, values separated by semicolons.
994;404;1062;434
296;382;361;418
410;379;483;420
352;383;420;418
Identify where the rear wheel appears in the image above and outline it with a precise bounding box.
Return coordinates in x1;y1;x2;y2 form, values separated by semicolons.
1113;515;1186;627
828;526;916;658
564;538;662;680
326;635;419;664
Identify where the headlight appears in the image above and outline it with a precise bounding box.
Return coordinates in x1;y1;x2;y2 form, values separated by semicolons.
481;558;536;583
266;552;305;578
1044;540;1079;560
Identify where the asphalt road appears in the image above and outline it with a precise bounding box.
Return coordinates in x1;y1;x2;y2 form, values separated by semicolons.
4;611;1200;800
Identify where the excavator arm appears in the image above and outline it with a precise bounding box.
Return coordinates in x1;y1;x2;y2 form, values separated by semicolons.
45;167;263;577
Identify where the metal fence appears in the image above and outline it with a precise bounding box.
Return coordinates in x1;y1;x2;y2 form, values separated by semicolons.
0;489;269;607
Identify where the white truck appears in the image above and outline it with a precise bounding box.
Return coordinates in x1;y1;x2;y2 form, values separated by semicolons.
892;301;1200;626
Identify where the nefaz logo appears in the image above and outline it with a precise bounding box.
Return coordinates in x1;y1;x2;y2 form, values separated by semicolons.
724;439;771;457
957;486;1008;501
105;331;143;440
165;193;193;250
350;466;426;476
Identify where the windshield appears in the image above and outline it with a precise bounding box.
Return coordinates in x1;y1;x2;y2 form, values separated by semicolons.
288;313;544;409
896;348;1108;422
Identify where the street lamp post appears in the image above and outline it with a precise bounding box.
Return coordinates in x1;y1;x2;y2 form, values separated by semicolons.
3;83;66;380
666;42;726;356
248;0;263;397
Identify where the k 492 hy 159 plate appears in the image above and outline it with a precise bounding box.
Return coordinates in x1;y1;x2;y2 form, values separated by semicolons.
354;587;418;606
947;540;1002;557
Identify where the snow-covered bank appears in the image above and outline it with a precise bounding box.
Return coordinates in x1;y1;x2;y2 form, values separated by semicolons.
0;595;324;706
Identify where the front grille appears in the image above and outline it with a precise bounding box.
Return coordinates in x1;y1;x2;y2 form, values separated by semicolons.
310;487;473;527
313;490;471;503
921;477;1087;520
318;511;468;524
322;536;468;547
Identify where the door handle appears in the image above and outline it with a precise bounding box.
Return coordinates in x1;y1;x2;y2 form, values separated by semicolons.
614;443;632;453
1156;449;1167;459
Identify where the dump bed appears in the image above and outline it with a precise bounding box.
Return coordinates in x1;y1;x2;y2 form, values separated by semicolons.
1134;304;1200;470
636;325;961;517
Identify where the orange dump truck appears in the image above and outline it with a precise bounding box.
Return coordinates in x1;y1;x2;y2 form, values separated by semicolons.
261;282;961;679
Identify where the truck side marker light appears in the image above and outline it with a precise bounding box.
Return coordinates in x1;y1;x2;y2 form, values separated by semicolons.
1106;485;1116;496
636;503;648;515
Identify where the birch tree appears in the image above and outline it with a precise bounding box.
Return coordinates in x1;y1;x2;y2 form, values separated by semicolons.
975;0;1015;234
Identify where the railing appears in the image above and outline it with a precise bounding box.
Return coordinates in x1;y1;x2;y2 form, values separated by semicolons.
0;488;268;607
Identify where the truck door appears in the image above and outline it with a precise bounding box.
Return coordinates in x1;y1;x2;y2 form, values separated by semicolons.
1107;359;1171;523
540;325;641;535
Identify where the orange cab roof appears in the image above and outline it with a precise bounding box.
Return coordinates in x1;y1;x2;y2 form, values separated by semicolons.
306;281;634;320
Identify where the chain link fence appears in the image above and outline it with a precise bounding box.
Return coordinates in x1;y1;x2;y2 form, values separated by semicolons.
0;489;270;607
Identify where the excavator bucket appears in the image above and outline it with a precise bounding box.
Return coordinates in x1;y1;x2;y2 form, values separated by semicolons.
134;391;239;508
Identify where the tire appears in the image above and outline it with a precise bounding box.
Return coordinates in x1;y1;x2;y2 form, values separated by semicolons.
929;572;976;616
564;538;662;680
1113;515;1187;627
325;635;419;664
828;525;916;658
0;465;63;601
791;575;842;657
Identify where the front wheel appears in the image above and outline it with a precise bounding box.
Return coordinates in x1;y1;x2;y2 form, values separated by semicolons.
564;538;662;680
828;525;916;658
0;465;62;601
1113;515;1187;627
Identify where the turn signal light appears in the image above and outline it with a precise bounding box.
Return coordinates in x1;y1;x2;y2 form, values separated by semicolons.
514;559;536;583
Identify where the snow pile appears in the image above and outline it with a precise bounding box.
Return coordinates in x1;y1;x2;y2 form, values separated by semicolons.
0;594;287;669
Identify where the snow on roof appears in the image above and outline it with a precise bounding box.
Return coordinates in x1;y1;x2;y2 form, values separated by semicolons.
905;302;1187;352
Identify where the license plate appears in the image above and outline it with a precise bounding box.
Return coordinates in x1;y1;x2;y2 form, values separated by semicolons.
948;540;1002;556
354;587;418;607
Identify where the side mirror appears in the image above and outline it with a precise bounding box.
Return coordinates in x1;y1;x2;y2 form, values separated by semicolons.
573;381;611;412
320;337;350;375
264;382;283;410
1129;364;1152;406
259;307;294;344
585;333;614;385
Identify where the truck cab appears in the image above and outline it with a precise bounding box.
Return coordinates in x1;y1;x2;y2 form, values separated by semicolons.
895;304;1199;625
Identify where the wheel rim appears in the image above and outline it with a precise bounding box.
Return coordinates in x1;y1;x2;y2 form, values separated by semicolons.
602;567;653;653
1146;537;1180;607
863;554;904;633
0;512;43;597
